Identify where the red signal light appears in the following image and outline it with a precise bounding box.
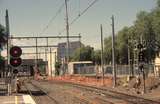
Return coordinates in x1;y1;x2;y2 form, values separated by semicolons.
14;50;18;54
9;46;22;67
10;57;22;67
10;46;22;57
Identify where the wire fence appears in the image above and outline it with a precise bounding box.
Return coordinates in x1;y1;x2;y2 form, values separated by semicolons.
74;64;158;77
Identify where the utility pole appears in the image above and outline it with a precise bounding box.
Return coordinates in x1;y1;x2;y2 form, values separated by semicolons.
50;48;52;77
79;33;81;48
111;15;117;87
45;48;48;75
79;33;81;61
128;38;131;76
65;0;70;74
35;38;38;77
100;24;104;86
5;9;11;96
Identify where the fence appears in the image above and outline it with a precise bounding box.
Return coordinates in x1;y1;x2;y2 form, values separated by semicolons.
75;64;156;76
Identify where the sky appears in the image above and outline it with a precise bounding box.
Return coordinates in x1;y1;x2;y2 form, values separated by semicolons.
0;0;157;56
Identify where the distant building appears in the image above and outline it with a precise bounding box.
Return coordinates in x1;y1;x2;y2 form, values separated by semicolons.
3;59;47;77
68;61;94;74
46;41;83;76
57;41;83;62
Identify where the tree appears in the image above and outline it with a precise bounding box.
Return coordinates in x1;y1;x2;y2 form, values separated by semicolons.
102;0;160;65
104;36;112;64
71;46;94;62
157;0;160;8
116;27;130;64
0;24;6;77
151;4;160;54
0;24;7;51
55;61;61;75
93;50;101;65
134;10;158;63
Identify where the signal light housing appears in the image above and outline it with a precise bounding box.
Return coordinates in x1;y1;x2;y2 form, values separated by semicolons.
138;50;145;62
9;46;22;67
10;57;22;67
10;46;22;57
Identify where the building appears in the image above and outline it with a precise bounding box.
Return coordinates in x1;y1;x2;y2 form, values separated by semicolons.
46;41;83;76
2;59;47;77
68;61;94;74
57;41;83;62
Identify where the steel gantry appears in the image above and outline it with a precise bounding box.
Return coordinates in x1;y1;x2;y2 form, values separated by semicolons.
10;35;81;75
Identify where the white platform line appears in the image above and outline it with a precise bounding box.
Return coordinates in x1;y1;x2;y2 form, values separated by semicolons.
23;95;36;104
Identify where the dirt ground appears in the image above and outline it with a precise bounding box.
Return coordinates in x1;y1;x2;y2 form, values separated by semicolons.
44;75;160;102
116;76;160;101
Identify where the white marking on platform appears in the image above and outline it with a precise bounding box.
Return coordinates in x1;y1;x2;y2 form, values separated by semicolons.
23;95;36;104
15;96;18;104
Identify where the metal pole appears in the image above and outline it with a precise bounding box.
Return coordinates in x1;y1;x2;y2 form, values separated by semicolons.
6;10;10;73
44;48;48;75
55;52;57;63
45;48;47;61
35;38;38;76
65;0;70;74
79;33;81;61
5;9;11;95
100;24;104;86
79;33;81;48
128;39;131;76
111;15;117;87
50;48;52;77
46;37;49;49
142;68;146;94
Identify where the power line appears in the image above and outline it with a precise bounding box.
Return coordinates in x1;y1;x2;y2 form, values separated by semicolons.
40;2;65;35
70;0;99;25
58;0;99;35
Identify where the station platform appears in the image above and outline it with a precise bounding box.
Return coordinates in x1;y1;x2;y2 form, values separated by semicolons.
0;95;36;104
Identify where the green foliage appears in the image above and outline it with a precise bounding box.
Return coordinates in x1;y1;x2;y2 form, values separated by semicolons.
103;0;160;64
55;61;61;75
71;46;94;62
93;50;101;65
116;27;130;64
0;56;4;60
0;24;7;51
71;0;160;64
157;0;160;8
55;61;61;69
104;36;112;64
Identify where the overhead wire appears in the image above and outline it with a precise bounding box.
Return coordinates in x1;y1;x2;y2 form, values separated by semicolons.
40;2;65;35
58;0;100;35
70;0;99;25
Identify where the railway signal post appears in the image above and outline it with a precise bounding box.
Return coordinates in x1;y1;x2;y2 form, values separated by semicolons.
9;46;22;93
137;43;146;94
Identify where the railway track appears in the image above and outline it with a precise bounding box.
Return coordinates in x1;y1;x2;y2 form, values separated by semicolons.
40;80;160;104
64;82;160;104
31;80;114;104
24;81;59;104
